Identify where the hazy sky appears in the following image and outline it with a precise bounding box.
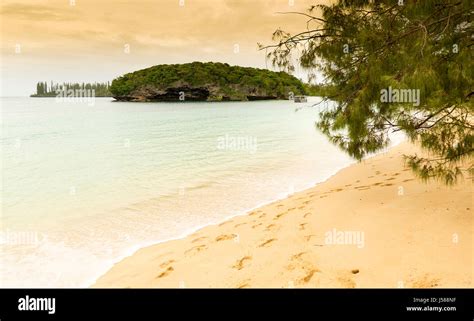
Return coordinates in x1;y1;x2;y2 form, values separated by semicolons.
1;0;326;96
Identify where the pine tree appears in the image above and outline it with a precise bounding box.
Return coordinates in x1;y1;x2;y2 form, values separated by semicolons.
262;0;473;184
32;81;112;97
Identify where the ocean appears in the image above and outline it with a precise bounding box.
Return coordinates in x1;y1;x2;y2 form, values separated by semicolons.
1;97;387;287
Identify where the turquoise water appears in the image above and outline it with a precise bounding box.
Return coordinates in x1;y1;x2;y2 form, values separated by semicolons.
1;97;358;287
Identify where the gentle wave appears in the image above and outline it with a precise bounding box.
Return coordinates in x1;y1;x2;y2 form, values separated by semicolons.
0;97;404;287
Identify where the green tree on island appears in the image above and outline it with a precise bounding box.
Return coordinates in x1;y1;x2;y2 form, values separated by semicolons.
31;81;112;97
261;0;473;184
109;62;307;101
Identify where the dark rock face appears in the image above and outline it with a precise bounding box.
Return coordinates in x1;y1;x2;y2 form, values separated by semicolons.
115;88;279;102
150;87;210;101
114;87;210;102
247;95;278;101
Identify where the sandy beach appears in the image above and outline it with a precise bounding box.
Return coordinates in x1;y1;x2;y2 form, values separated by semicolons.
93;142;473;288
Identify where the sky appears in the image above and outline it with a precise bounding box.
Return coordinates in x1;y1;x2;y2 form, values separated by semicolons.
0;0;327;96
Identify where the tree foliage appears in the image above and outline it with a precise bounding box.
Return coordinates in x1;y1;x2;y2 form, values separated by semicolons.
110;62;306;100
262;0;473;184
31;81;111;97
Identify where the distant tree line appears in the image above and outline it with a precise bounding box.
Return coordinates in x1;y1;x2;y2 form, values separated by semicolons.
31;81;112;97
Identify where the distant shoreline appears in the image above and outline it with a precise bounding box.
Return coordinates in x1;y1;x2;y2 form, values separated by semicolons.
28;95;308;102
30;95;112;98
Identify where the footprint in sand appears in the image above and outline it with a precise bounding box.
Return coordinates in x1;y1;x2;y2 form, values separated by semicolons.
237;279;251;288
159;259;175;268
184;244;207;255
304;235;317;241
386;177;396;181
383;183;394;186
354;185;371;190
409;274;440;288
258;238;277;248
298;206;305;210
291;252;307;260
215;234;238;242
303;200;310;205
277;204;285;208
265;223;277;231
299;223;307;231
303;212;312;218
402;178;414;182
251;223;263;229
320;195;328;199
156;266;174;279
288;252;320;285
258;213;266;219
300;268;319;284
273;212;288;220
287;252;306;271
337;273;356;288
191;236;208;243
234;222;247;228
233;256;252;270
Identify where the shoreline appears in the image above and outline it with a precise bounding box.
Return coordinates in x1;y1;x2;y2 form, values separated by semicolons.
86;150;359;287
93;142;472;288
87;141;397;287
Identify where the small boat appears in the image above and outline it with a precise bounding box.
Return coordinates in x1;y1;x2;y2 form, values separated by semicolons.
293;95;307;103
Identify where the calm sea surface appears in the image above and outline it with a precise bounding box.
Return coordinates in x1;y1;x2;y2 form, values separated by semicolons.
1;97;395;287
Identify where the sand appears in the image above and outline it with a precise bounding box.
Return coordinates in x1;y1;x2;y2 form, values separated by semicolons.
93;143;473;288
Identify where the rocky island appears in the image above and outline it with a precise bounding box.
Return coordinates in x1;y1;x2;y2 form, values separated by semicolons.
110;62;307;102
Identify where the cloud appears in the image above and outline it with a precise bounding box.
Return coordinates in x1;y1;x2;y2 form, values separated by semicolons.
0;0;328;95
1;0;321;53
0;3;76;21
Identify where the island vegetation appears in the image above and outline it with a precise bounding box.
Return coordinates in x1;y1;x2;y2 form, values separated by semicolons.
110;62;307;102
31;81;111;97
